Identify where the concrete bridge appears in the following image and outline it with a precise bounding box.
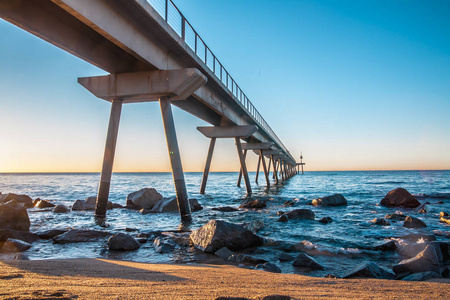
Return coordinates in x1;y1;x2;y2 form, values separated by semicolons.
0;0;298;222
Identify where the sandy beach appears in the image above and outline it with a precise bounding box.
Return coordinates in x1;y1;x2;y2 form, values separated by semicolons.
0;258;449;299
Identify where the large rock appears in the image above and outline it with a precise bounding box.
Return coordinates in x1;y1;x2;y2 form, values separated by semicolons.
239;199;266;209
256;262;282;273
215;247;234;259
286;209;315;220
393;244;440;274
34;199;55;208
373;240;396;251
343;262;394;279
380;188;420;208
53;229;111;244
0;193;33;208
211;206;239;212
372;218;390;226
108;233;140;251
36;229;68;239
52;205;70;213
127;188;163;210
0;200;30;231
1;238;32;252
72;197;96;211
151;197;203;213
153;237;176;253
0;229;38;243
292;253;324;269
403;216;427;228
312;194;347;206
190;220;263;253
385;213;406;221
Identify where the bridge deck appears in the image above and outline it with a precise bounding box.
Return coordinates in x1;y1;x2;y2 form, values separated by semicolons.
0;0;296;165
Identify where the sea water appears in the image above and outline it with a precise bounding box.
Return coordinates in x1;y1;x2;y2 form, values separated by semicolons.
1;171;449;277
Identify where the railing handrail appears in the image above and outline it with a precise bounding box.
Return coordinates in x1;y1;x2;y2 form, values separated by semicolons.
147;0;294;162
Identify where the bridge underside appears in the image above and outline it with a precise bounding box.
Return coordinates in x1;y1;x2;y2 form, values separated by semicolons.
0;0;299;222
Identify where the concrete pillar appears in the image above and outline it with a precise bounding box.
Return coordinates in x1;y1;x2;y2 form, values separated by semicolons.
237;149;247;187
200;137;216;194
159;97;192;223
255;154;261;183
235;138;252;195
95;99;123;218
260;150;270;187
272;155;278;184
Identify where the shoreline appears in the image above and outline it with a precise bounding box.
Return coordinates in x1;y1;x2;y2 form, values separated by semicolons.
1;258;449;299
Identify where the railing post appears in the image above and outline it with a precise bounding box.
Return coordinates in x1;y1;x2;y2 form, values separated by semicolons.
181;16;185;40
164;0;168;21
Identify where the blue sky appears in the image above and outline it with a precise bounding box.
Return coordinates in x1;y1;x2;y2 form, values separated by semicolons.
0;0;449;172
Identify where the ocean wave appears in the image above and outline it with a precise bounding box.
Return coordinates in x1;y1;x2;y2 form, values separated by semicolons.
294;240;363;256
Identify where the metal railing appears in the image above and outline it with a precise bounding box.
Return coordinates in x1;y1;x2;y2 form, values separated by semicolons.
147;0;292;161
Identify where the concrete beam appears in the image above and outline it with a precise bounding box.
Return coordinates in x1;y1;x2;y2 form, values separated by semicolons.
242;142;274;150
197;125;258;139
78;69;207;103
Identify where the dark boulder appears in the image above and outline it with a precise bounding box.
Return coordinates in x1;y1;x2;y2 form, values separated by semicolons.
215;247;234;259
72;197;96;211
0;193;33;208
1;238;32;252
372;218;390;226
190;220;263;253
36;229;67;239
380;188;420;208
278;252;295;261
373;240;396;251
0;200;30;231
292;253;324;269
108;233;140;251
227;254;266;265
127;188;163;210
53;229;111;244
286;209;315;220
243;220;264;233
401;271;441;281
318;217;333;224
403;216;427;228
393;244;440;274
385;213;406;221
153;237;176;253
283;200;295;207
34;199;55;209
239;199;266;209
277;215;289;222
0;229;38;243
343;262;394;279
312;194;347;206
212;206;239;212
52;205;70;213
415;203;427;213
256;262;282;273
150;197;203;213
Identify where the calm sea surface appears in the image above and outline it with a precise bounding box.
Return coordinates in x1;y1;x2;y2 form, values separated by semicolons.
1;171;449;277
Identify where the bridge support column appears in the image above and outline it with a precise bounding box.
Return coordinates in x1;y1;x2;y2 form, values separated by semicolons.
200;137;216;194
255;154;261;183
237;150;247;187
160;97;192;223
272;155;278;184
79;69;206;222
95;99;123;218
260;150;270;188
197;125;258;196
235;138;252;195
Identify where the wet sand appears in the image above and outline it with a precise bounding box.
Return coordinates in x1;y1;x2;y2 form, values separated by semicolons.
0;258;449;299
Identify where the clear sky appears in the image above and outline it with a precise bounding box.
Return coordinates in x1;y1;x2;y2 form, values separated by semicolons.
0;0;449;172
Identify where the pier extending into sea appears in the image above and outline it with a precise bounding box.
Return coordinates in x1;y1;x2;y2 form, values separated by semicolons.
0;0;299;222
